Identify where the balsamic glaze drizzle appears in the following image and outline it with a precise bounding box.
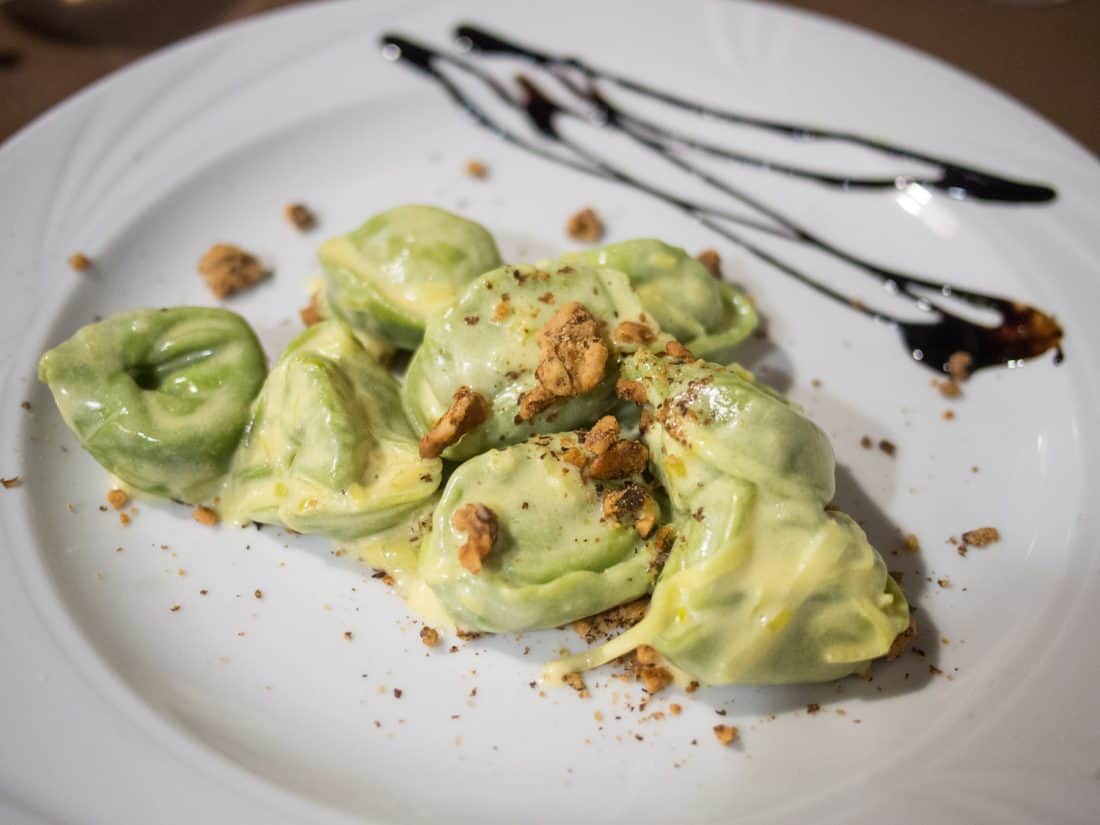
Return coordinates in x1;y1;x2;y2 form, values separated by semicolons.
380;29;1064;374
456;25;1057;205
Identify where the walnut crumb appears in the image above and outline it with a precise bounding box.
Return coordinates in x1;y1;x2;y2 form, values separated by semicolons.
962;527;1000;547
192;506;218;526
492;296;512;321
1;476;23;489
635;645;659;666
603;483;658;538
254;589;263;600
615;379;647;405
419;386;491;458
107;489;129;510
639;665;672;695
942;409;956;421
169;604;181;612
664;340;695;362
669;703;682;716
300;292;324;326
902;533;920;553
947;351;973;382
713;724;739;747
284;202;317;232
68;252;92;272
588;439;648;481
118;512;131;526
566;208;603;243
612;320;656;347
452;502;498;574
563;672;589;697
937;578;950;588
420;626;441;648
860;435;872;449
198;243;268;299
807;703;821;714
343;631;353;641
935;378;962;398
696;248;721;279
887;617;917;660
465;159;489;179
517;301;608;422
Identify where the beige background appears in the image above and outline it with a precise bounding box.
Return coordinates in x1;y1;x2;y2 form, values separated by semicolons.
1;0;1097;153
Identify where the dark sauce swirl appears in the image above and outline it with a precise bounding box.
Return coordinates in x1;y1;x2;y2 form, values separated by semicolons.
380;29;1064;375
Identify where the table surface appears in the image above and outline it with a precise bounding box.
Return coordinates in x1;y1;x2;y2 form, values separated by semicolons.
1;0;1098;155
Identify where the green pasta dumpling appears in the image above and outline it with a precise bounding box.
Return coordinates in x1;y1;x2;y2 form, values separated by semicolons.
37;307;267;502
420;427;663;633
320;204;501;350
221;320;441;539
562;238;756;360
403;261;664;461
547;350;909;686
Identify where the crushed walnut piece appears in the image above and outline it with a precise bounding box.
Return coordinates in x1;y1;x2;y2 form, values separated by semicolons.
419;387;491;459
565;208;603;243
571;598;649;644
300;292;324;326
696;248;721;278
583;415;620;456
465;159;489;179
1;476;22;489
878;439;896;457
947;351;973;382
192;506;218;526
962;527;1000;547
452;503;498;574
612;320;656;347
284;202;317;232
563;672;590;697
68;252;92;272
935;378;962;399
517;302;608;422
902;533;920;553
106;489;129;510
635;644;659;666
664;340;694;362
198;243;268;299
887;616;917;660
615;379;647;405
588;440;648;481
420;626;441;648
713;724;739;747
640;665;672;695
602;482;658;538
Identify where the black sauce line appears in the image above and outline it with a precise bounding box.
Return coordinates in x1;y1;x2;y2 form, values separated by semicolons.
455;24;1057;204
380;33;1064;374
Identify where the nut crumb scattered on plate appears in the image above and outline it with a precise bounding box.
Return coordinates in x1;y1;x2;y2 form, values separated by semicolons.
465;159;489;179
696;248;721;278
566;208;603;243
712;724;739;746
192;506;218;526
284;202;317;232
962;527;1000;547
68;252;92;272
198;243;268;299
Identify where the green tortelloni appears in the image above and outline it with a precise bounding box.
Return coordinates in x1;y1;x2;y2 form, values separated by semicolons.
403;261;661;461
37;307;267;502
419;432;661;633
319;204;502;350
221;320;442;539
561;239;757;360
547;350;909;686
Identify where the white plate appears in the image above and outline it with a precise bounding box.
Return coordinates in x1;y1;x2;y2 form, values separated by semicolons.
2;1;1098;823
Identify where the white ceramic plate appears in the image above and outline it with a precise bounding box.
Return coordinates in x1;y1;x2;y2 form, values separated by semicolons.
2;1;1098;823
